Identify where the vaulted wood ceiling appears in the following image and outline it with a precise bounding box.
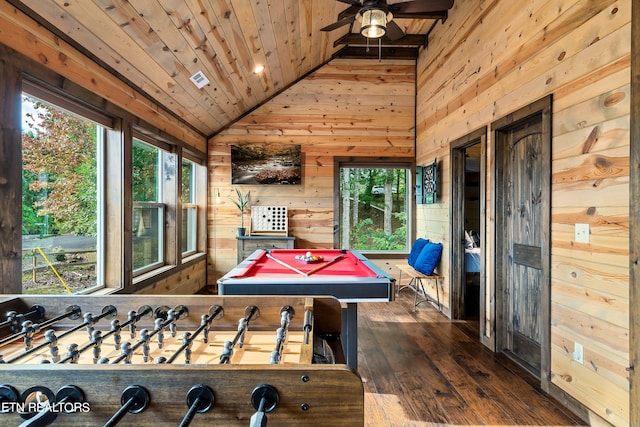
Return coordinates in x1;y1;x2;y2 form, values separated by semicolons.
10;0;453;137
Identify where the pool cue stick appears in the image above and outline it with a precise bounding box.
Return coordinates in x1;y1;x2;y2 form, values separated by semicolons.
265;250;308;277
304;254;345;276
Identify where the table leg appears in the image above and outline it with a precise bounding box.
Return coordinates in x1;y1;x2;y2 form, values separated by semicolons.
342;303;358;371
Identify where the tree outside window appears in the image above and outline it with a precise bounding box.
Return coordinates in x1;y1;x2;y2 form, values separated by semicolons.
21;95;102;294
338;165;410;252
132;139;165;273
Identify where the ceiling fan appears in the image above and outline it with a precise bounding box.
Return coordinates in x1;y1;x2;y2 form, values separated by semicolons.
321;0;454;41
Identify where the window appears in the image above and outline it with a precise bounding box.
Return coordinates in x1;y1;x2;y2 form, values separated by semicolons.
17;80;204;293
132;138;172;274
21;93;105;294
338;164;411;252
181;158;197;256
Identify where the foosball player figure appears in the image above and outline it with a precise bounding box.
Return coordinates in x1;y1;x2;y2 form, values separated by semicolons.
238;318;248;348
139;329;151;362
84;312;95;338
6;311;17;333
220;341;233;364
91;330;103;364
44;329;60;362
111;318;122;350
182;331;193;364
201;314;210;343
155;356;167;364
154;318;165;349
121;341;133;364
97;357;110;364
67;343;80;364
167;309;178;338
128;310;138;339
22;320;37;351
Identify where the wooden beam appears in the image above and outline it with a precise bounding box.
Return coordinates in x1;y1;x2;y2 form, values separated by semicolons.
0;44;23;294
333;46;418;60
334;33;428;48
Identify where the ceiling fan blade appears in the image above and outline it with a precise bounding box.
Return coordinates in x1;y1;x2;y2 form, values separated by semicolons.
385;21;405;41
321;14;357;32
390;0;454;14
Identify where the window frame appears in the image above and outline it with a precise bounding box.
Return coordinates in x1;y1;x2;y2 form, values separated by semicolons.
181;157;199;258
21;82;112;294
334;158;414;255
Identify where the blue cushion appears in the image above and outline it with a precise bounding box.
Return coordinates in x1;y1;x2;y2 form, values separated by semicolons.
414;242;443;276
408;238;430;267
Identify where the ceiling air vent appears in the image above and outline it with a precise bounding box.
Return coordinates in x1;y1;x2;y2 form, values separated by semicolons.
189;71;209;89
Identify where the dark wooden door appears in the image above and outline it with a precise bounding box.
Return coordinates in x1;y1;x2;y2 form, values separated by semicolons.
502;115;546;375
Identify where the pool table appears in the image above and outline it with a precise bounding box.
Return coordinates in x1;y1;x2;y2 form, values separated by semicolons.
218;249;395;369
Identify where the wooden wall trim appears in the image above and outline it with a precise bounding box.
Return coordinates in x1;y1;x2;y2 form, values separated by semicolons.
630;1;639;425
0;45;22;294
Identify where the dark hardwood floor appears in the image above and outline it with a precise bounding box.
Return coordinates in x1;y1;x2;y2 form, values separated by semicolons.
358;292;587;426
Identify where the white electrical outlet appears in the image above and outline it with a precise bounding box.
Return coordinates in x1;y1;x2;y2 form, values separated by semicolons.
575;223;590;243
573;342;584;364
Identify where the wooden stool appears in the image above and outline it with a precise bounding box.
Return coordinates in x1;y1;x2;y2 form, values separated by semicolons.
395;263;443;312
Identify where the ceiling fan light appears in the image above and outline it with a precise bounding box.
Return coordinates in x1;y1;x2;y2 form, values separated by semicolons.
360;8;386;39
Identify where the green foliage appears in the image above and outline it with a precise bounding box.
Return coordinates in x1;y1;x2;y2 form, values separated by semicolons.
132;139;159;202
22;96;98;236
340;166;409;251
350;213;407;251
230;188;251;228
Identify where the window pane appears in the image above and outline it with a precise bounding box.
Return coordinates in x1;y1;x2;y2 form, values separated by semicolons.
181;158;193;204
133;138;165;273
338;166;410;252
21;94;102;294
182;206;197;254
133;139;159;202
133;205;163;271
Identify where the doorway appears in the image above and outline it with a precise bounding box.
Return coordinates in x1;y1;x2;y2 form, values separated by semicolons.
451;128;486;328
494;96;552;386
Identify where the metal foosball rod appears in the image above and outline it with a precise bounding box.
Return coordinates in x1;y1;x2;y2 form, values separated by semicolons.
269;306;294;364
178;384;215;427
0;305;45;333
303;309;313;345
109;305;188;364
15;307;110;365
98;305;152;351
0;305;81;347
166;305;223;364
102;385;150;427
219;305;259;364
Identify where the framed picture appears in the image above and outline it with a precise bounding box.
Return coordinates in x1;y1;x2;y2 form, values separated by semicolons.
231;144;302;185
423;159;437;204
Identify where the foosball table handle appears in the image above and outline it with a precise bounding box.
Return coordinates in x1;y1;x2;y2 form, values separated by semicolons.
249;384;279;427
178;384;215;427
102;385;150;427
18;385;84;427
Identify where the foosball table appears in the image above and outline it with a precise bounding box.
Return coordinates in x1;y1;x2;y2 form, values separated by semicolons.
0;295;363;426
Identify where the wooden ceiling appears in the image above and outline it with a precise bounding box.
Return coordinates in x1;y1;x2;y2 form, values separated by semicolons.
11;0;452;137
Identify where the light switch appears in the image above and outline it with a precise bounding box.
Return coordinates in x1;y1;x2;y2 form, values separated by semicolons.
575;223;589;243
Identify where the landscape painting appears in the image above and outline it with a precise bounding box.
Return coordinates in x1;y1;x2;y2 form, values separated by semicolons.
231;144;302;185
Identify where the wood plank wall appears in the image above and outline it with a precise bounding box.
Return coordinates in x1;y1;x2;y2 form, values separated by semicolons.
416;0;631;425
207;59;416;284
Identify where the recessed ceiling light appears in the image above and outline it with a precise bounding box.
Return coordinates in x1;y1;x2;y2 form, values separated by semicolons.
253;65;265;74
190;71;209;89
